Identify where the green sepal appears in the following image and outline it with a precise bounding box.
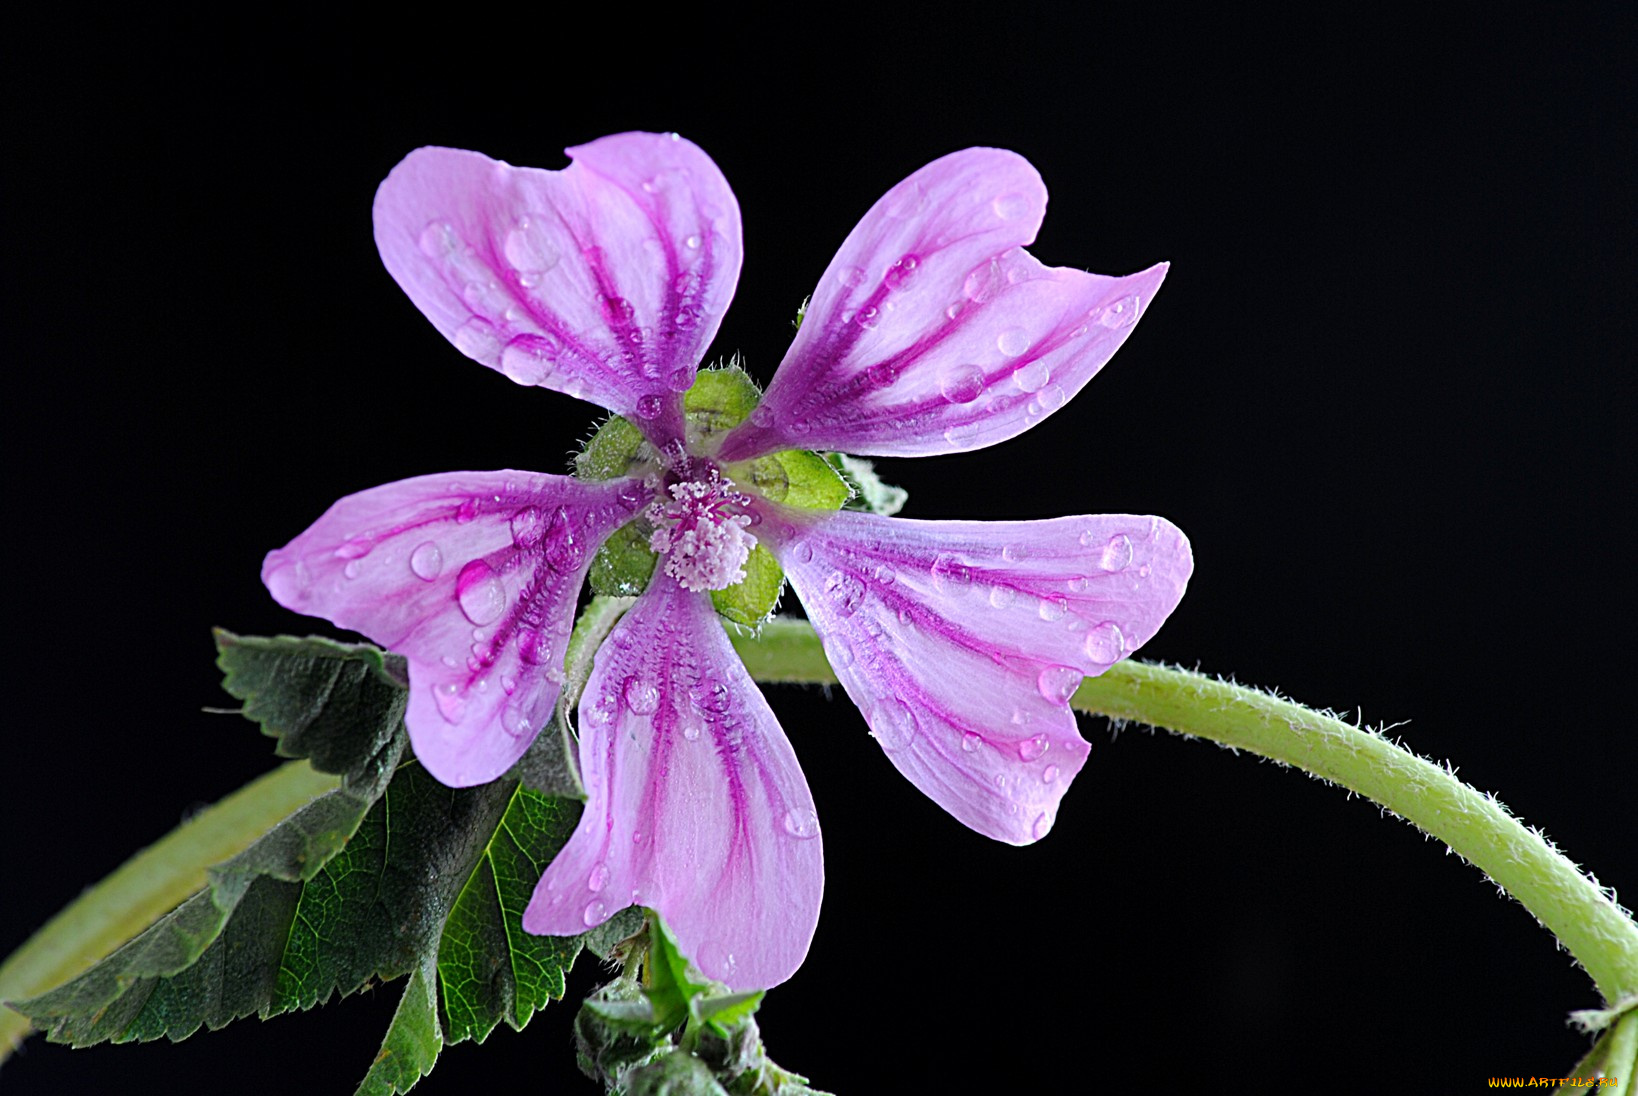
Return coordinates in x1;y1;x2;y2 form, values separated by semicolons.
733;449;850;511
685;362;761;436
828;453;908;517
623;1049;731;1095
577;415;649;482
643;915;712;1032
590;520;659;597
711;544;784;627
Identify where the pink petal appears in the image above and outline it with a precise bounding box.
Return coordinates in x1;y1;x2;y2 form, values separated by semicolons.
373;133;742;446
718;148;1164;462
263;471;649;787
523;573;822;990
763;509;1191;844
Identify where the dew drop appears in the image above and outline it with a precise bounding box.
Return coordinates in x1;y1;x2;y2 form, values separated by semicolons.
988;584;1017;609
342;559;361;579
635;393;663;420
869;698;917;750
938;364;986;404
684;233;701;249
1098;534;1133;573
600;295;634;324
453;316;502;360
499;334;558;385
455;559;506;626
418;220;457;258
503;218;560;276
963;261;1001;302
992;191;1030;220
702;682;732;715
782;807;821;839
855;306;880;330
517;628;552;666
455;498;479;524
1001;543;1027;563
873;564;896;586
679;708;704;741
961;731;983;753
1012;360;1050;393
433;681;466;723
1037;665;1081;705
997;328;1031;357
409;541;444;581
582;900;608;927
623;675;660;715
1099;294;1139;328
1018;734;1049;762
1037;596;1068;622
823;570;867;616
793;542;814;565
1084;621;1126;664
1043;764;1060;783
333;537;373;560
587;862;609;892
866;360;896;386
883;253;920;290
501;703;532;738
823;633;855;670
510;506;545;548
586;693;618;726
1035;384;1067;413
931;552;974;594
837;265;867;288
1032;811;1055;840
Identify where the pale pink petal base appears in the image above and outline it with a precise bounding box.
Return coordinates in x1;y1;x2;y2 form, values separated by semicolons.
719;148;1166;461
373;133;743;446
763;509;1192;844
524;573;823;990
263;471;649;787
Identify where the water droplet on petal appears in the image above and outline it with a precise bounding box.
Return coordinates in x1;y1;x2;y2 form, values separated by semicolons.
499;334;558;385
823;633;855;670
869;698;917;750
1018;734;1049;761
823;570;866;616
1099;534;1134;573
939;364;986;404
684;233;701;249
635;393;663;420
1084;621;1126;664
501;702;532;738
1035;384;1066;413
988;584;1016;609
623;675;660;715
342;560;361;579
883;253;920;290
455;560;506;626
997;328;1031;357
837;265;867;288
679;708;704;741
600;295;634;324
504;218;560;277
586;693;618;726
931;552;974;594
1043;764;1060;783
455;498;479;524
1037;665;1081;705
1032;811;1055;840
783;807;821;839
433;681;466;723
1099;294;1139;328
510;506;545;548
1001;543;1027;563
793;542;814;565
1012;360;1050;393
1037;596;1068;622
419;221;458;258
453;316;502;360
992;191;1030;220
408;541;444;581
961;731;983;753
587;862;609;892
582;899;608;927
702;682;732;715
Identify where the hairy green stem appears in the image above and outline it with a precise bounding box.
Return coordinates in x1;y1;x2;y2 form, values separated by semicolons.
731;619;1638;1005
0;760;340;1061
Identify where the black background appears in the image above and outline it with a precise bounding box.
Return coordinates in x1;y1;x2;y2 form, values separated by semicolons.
5;6;1633;1092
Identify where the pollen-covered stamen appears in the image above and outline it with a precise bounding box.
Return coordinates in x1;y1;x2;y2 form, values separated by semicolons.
647;471;757;592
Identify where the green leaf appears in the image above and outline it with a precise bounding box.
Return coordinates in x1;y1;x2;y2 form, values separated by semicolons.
356;955;441;1096
624;1049;731;1095
691;990;763;1034
643;915;711;1032
576;414;649;481
12;634;588;1096
591;520;659;597
710;544;784;627
215;630;408;796
828;453;908;517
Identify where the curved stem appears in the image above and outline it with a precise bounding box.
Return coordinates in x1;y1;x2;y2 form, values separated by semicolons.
730;620;1638;1005
0;760;340;1062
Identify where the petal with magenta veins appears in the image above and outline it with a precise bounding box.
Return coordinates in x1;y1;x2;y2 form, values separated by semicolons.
764;508;1191;844
718;148;1165;461
523;573;822;990
262;471;650;787
373;133;742;446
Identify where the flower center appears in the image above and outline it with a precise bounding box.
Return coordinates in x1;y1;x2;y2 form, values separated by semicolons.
646;470;756;592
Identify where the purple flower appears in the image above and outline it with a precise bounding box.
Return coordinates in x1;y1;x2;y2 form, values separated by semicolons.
263;133;1191;989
